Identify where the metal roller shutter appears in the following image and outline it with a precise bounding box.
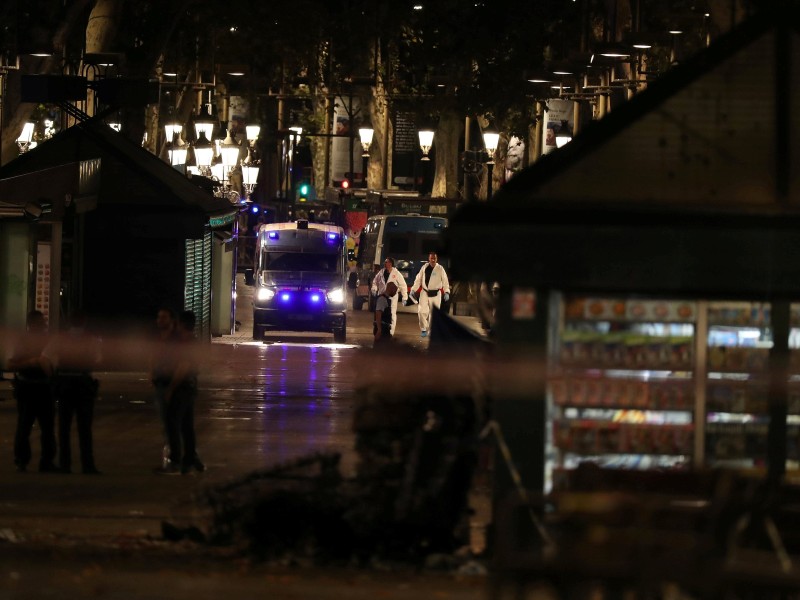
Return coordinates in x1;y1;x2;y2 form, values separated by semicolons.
184;230;212;340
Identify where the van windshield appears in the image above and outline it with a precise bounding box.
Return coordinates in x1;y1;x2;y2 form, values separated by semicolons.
385;232;443;257
262;251;340;273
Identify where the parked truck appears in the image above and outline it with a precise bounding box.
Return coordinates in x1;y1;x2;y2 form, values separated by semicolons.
251;220;348;342
353;214;448;311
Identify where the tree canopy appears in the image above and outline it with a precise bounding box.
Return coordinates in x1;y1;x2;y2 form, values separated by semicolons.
1;0;759;195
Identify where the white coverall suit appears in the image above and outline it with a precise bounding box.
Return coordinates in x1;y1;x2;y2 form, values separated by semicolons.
371;267;408;335
412;262;450;335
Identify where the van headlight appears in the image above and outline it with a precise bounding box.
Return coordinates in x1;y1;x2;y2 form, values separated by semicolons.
257;287;275;302
326;288;345;304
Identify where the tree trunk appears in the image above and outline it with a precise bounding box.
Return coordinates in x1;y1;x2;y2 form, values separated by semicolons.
84;0;123;117
364;42;387;190
311;83;329;196
431;109;460;199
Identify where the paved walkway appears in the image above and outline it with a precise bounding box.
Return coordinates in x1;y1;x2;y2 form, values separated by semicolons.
0;274;494;599
218;273;487;347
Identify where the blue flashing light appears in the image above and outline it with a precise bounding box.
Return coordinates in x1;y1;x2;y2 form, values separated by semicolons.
310;293;321;303
252;205;259;214
268;231;279;240
280;292;291;302
326;232;339;241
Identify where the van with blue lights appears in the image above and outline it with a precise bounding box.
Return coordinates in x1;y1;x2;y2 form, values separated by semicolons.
252;220;348;342
353;214;448;311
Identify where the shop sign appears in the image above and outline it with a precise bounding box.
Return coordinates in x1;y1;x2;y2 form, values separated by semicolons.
512;288;536;319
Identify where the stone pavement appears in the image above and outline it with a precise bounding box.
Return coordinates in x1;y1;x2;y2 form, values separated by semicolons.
219;273;487;347
0;275;496;600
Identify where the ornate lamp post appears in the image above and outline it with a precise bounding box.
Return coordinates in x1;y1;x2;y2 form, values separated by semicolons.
243;124;261;196
16;122;35;153
192;131;215;176
287;126;302;202
193;105;215;145
165;121;187;170
418;128;434;161
167;139;188;169
358;124;374;188
210;131;243;204
482;127;499;200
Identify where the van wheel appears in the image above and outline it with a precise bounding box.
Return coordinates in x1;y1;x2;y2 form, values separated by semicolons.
353;296;364;311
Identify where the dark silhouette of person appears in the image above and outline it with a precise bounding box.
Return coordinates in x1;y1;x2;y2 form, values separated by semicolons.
150;306;177;470
8;310;57;472
374;282;398;348
158;310;205;475
48;311;101;474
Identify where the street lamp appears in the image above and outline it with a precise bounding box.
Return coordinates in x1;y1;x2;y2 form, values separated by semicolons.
242;163;259;195
192;131;215;175
418;129;434;161
482;127;500;200
359;124;374;188
167;138;188;168
287;126;302;202
16;122;35;153
243;124;261;165
359;125;374;157
165;120;183;145
555;132;572;148
207;131;245;205
194;105;215;143
246;124;261;145
219;131;241;171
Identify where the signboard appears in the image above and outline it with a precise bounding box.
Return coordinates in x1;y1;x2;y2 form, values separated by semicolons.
542;98;573;156
392;111;418;186
331;100;362;183
35;242;51;325
512;288;536;320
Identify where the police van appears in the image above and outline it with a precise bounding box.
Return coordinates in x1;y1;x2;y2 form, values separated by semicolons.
252;220;348;342
353;214;448;311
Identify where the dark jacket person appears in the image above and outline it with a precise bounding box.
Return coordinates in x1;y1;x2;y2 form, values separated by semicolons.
47;311;102;474
8;311;57;472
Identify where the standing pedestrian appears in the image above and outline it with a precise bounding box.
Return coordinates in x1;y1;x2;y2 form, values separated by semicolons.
374;282;398;348
47;311;101;474
410;252;451;338
371;257;408;335
157;310;205;475
150;306;176;470
7;310;57;473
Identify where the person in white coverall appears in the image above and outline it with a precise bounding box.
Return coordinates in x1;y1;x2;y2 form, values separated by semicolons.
371;257;408;335
410;252;450;338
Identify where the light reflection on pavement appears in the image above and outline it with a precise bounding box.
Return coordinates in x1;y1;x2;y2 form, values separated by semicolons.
0;278;495;584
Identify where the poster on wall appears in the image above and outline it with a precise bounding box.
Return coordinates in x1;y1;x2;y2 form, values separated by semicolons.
542;98;573;156
331;99;363;184
512;288;536;320
505;135;526;181
391;111;418;188
35;242;51;326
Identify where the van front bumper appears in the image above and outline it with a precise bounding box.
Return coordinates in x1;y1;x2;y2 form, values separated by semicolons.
253;306;346;333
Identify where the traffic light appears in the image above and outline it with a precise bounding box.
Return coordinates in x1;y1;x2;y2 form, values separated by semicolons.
298;182;310;202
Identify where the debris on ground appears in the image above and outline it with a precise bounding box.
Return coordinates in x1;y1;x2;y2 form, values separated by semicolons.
163;387;486;568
